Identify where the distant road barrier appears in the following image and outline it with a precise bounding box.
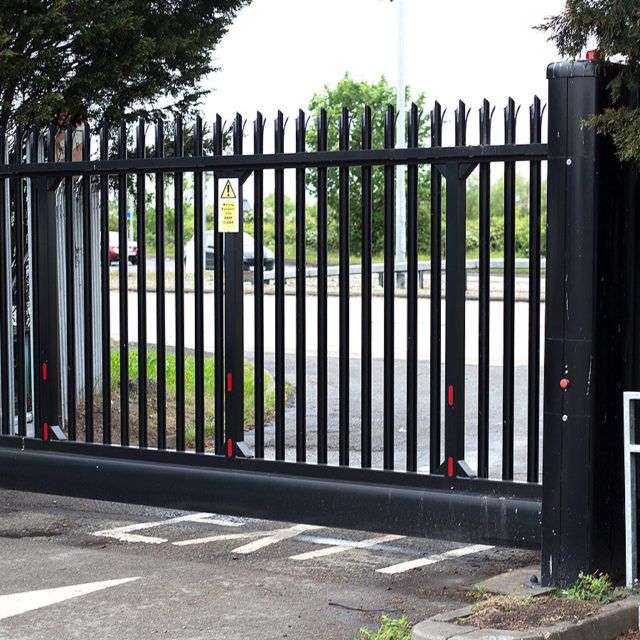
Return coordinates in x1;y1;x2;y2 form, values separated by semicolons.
266;258;547;288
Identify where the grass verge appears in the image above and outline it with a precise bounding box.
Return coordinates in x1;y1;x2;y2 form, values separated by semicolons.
97;347;291;448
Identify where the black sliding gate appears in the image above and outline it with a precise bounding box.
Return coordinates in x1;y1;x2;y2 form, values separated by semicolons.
1;62;633;585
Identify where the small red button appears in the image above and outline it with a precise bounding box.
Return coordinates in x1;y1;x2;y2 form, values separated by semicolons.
560;378;569;389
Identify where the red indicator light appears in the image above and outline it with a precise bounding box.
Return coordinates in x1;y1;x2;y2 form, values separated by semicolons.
586;50;598;60
44;423;48;440
560;378;569;389
447;457;453;477
228;439;233;457
42;363;47;380
448;385;453;406
227;373;232;392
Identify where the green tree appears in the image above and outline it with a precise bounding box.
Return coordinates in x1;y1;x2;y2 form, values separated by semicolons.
539;0;640;164
465;172;548;257
306;74;431;256
0;0;250;130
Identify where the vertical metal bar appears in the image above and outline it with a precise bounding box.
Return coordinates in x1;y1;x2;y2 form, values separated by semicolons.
361;105;372;469
193;116;205;453
99;121;111;444
31;133;61;442
430;102;443;473
338;107;350;467
135;119;147;448
624;393;638;587
63;125;77;440
383;104;395;471
82;123;94;443
28;128;42;439
0;127;9;435
478;99;493;478
253;112;265;459
274;111;285;461
527;96;542;483
406;103;419;472
224;114;245;454
26;129;37;434
15;128;27;437
503;98;517;481
1;128;12;436
118;121;129;446
213;115;224;456
443;102;471;478
317;109;328;465
155;120;166;450
295;110;306;462
174;116;185;451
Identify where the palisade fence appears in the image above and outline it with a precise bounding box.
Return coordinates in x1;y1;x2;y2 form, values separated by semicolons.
0;62;633;586
0;99;544;476
0;97;546;527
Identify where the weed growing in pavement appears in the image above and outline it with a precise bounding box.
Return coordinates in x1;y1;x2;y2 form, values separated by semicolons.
355;615;411;640
564;571;634;603
468;586;488;598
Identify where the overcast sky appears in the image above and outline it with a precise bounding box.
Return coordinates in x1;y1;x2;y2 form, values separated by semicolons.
201;0;570;147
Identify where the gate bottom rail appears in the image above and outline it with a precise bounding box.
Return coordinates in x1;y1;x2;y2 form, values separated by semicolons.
0;436;541;549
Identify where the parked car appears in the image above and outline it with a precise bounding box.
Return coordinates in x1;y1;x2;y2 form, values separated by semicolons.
108;231;138;265
184;231;274;273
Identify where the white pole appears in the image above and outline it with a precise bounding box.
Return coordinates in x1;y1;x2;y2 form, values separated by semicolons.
396;0;406;286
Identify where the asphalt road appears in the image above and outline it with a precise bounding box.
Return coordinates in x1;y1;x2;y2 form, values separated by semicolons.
0;489;539;640
244;353;540;480
107;290;542;479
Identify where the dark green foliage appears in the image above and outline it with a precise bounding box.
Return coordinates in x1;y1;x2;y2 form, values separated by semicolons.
539;0;640;164
0;0;250;130
465;172;548;257
305;74;431;256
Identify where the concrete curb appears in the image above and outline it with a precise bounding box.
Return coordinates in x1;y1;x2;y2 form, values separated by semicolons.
411;596;640;640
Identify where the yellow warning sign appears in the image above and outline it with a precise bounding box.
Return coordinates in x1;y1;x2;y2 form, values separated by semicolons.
221;180;236;199
218;178;239;233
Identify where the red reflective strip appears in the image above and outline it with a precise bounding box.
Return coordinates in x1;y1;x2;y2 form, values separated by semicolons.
42;363;47;380
448;385;453;406
227;439;233;457
44;423;48;440
227;374;232;392
447;456;453;477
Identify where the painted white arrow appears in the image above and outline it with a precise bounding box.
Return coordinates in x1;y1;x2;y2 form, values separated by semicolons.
0;577;139;620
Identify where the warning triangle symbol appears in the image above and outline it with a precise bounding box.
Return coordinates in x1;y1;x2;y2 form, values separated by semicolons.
221;180;236;199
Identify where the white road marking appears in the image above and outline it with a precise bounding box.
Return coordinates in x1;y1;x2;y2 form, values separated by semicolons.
232;524;322;554
173;524;322;550
173;532;258;546
376;544;494;574
0;577;139;621
289;534;405;560
93;512;244;544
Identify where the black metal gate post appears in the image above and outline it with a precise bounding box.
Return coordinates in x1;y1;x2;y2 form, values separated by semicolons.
439;102;476;479
543;61;631;586
31;174;62;440
223;115;251;458
224;204;246;456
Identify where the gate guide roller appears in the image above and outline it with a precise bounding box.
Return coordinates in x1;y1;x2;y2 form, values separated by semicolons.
218;178;239;233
